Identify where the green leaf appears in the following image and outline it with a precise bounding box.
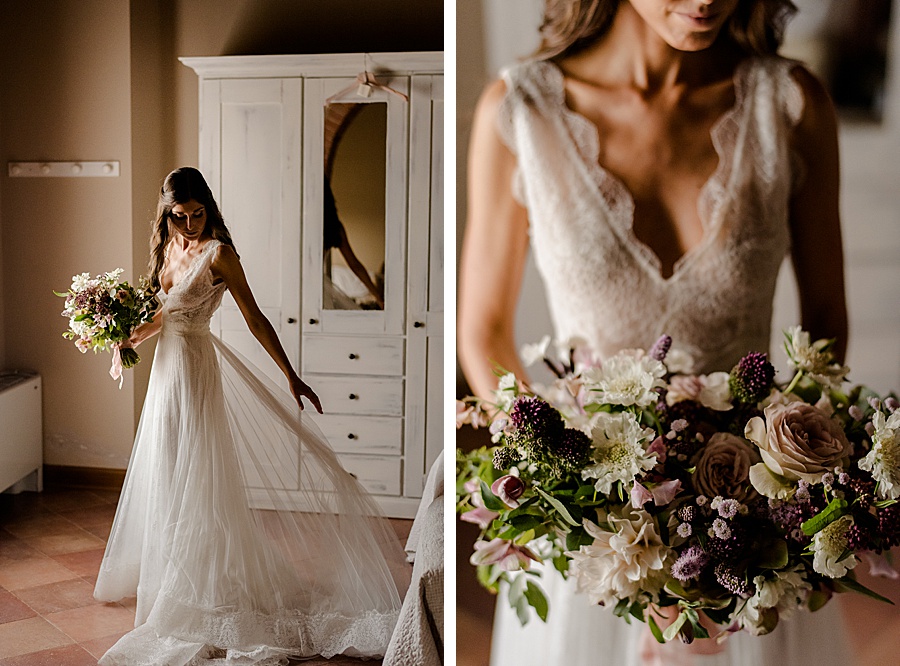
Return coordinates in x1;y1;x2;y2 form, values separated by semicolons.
647;615;665;643
629;601;645;623
514;529;535;546
480;480;506;512
801;497;849;536
613;598;630;617
662;611;687;642
808;589;830;612
756;538;789;569
509;514;541;532
684;607;709;639
833;576;895;605
535;487;580;527
565;528;594;552
524;580;549;622
575;485;597;501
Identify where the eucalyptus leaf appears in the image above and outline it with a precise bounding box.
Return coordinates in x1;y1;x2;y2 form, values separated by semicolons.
535;487;580;527
834;576;895;605
662;611;687;642
647;615;665;643
524;580;549;622
480;479;506;512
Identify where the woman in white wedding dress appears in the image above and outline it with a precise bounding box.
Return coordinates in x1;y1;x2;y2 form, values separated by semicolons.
458;0;852;664
93;167;406;665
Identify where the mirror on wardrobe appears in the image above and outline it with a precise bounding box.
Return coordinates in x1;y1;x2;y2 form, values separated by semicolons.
322;102;387;310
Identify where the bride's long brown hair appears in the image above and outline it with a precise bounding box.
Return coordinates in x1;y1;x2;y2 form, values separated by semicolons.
147;167;238;294
534;0;797;60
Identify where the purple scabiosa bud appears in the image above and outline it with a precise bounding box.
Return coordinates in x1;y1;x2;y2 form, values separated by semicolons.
821;472;835;487
650;334;672;362
492;446;520;470
696;495;708;507
838;472;850;486
866;422;875;437
795;480;811;502
729;352;776;404
670;545;709;582
848;405;864;422
671;419;688;433
715;563;753;597
549;428;591;473
868;397;882;411
677;522;693;538
507;397;564;458
885;397;899;413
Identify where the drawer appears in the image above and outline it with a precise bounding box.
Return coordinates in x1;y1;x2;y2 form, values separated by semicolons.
338;454;401;496
302;336;404;376
309;375;404;416
315;414;402;455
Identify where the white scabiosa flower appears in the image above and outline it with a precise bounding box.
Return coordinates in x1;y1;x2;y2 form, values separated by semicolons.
71;272;92;291
783;326;849;389
858;410;900;500
582;411;657;494
812;515;857;578
494;372;520;412
567;508;672;607
582;352;665;408
734;566;811;635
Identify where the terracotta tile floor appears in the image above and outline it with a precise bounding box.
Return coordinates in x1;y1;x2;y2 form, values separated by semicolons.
0;488;412;665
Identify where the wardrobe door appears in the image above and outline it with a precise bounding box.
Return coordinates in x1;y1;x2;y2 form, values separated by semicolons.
301;76;409;337
404;74;444;498
203;77;302;394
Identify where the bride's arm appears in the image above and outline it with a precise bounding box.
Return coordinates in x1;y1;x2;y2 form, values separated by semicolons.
211;244;323;413
458;79;532;402
788;66;848;362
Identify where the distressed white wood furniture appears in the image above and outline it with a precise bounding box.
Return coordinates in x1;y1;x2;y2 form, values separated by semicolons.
182;53;443;518
0;372;43;494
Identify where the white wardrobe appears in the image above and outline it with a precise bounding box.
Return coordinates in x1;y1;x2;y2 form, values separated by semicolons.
182;52;443;518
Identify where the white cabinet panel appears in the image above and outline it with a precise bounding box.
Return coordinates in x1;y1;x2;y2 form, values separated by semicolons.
302;336;404;376
314;414;403;455
309;375;404;416
338;455;402;496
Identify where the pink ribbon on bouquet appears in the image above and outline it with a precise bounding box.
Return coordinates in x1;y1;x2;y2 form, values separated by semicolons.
110;347;124;389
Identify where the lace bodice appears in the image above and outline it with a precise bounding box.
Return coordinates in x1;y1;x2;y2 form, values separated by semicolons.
158;240;226;336
498;57;804;374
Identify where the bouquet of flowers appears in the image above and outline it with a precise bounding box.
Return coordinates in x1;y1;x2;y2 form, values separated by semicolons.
457;328;899;644
56;269;156;386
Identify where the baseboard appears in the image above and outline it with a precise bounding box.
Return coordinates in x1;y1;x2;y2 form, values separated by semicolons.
44;464;126;491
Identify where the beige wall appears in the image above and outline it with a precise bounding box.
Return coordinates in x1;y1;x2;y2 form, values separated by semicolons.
0;0;136;468
0;0;441;471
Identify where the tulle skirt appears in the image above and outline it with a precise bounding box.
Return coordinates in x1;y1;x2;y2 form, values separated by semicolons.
490;566;853;666
94;328;407;665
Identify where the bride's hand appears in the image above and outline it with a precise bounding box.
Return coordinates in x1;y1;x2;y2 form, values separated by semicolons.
289;375;323;414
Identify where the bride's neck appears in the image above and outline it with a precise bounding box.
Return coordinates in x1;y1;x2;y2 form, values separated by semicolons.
559;4;733;94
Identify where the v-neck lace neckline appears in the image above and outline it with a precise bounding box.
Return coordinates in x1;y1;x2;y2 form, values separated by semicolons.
540;58;751;282
160;240;218;295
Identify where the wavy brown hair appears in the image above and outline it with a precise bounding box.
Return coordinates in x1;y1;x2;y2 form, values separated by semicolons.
147;167;238;294
534;0;797;60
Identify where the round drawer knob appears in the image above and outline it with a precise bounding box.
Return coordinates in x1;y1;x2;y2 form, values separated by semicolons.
308;318;318;325
349;393;359;400
413;321;424;328
287;317;297;324
347;433;357;440
348;353;358;360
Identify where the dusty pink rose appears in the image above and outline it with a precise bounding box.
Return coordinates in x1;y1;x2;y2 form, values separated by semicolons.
745;402;851;483
693;433;760;503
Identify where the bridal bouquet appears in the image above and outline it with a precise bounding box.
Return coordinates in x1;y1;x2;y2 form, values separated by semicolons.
456;328;900;644
56;269;156;386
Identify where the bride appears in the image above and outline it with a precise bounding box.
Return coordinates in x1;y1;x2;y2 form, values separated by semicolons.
93;166;405;665
459;0;852;664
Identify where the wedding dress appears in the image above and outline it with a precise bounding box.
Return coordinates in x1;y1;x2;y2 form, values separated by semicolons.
93;239;406;665
488;56;853;665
